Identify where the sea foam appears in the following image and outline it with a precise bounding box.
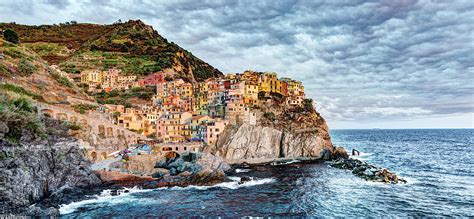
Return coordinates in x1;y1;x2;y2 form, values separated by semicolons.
59;177;275;215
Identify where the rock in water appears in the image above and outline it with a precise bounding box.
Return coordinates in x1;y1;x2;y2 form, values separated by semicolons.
320;148;332;160
330;157;406;184
239;176;252;184
332;146;349;160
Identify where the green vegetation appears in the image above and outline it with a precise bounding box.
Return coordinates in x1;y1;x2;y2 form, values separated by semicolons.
3;47;24;59
60;51;169;76
0;83;44;101
112;111;121;119
68;123;82;130
302;99;314;112
0;21;222;81
51;72;74;88
93;87;155;105
18;58;36;76
58;63;80;74
71;104;98;114
3;29;19;44
23;42;70;57
0;93;45;143
0;63;13;77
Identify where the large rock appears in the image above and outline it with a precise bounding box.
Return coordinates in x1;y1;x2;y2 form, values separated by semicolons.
0;139;102;215
209;124;333;163
145;152;230;188
332;146;349;160
330;158;406;184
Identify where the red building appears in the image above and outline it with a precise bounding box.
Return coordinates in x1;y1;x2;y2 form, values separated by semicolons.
223;80;231;89
281;81;288;96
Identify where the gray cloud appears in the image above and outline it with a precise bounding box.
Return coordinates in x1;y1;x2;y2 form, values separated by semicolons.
1;0;473;127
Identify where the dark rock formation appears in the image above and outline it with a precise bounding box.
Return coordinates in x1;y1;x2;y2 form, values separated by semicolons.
330;156;406;184
0;118;102;216
332;146;349;160
144;152;231;188
239;176;252;184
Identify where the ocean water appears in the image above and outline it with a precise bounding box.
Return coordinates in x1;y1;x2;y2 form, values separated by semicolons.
60;129;474;217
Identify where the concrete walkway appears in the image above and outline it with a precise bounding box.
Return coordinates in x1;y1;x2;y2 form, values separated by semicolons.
91;157;121;171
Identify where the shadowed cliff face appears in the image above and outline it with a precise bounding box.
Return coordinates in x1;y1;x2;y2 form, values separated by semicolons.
0;117;101;216
207;100;333;163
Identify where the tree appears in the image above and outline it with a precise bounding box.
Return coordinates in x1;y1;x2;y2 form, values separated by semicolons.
302;98;314;112
3;29;19;44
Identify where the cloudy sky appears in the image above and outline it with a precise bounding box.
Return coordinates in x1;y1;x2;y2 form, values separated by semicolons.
1;0;473;129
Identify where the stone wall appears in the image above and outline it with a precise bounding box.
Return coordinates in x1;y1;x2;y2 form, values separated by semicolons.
36;103;143;161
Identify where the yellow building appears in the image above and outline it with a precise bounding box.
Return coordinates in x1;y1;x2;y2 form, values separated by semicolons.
258;72;285;95
156;112;192;143
243;81;259;105
80;70;103;84
281;77;304;97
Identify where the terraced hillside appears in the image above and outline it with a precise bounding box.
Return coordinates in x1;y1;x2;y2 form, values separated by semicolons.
0;39;91;103
0;20;222;82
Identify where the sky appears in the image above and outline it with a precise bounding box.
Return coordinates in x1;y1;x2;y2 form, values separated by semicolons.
1;0;473;129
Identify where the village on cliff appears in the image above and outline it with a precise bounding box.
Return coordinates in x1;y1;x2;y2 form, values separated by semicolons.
61;67;306;160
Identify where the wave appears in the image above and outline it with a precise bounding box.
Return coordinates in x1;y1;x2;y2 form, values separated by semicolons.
59;177;275;215
164;176;276;190
270;159;301;166
235;168;251;173
350;152;372;161
59;186;147;215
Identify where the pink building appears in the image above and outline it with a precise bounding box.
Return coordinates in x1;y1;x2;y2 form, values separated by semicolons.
141;73;164;86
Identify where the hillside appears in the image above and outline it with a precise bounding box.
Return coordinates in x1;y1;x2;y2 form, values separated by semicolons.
0;39;92;104
0;20;222;81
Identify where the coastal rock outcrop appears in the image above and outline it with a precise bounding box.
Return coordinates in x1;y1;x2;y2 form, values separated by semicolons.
205;97;333;163
143;152;231;188
0;118;102;216
209;123;333;163
331;156;407;184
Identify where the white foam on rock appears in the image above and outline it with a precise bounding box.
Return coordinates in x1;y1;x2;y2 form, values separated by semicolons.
350;152;373;161
235;168;251;173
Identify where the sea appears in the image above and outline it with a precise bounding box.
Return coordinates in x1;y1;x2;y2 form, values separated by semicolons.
60;129;474;217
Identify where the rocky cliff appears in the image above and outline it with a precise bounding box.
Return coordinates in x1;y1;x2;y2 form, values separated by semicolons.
207;98;333;163
0;95;101;216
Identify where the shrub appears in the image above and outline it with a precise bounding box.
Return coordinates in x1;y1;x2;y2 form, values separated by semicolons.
3;29;19;44
51;72;74;88
3;47;23;59
18;59;36;76
0;63;13;76
0;83;44;101
112;111;121;119
302;99;314;112
0;94;45;143
69;124;81;130
72;104;98;114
